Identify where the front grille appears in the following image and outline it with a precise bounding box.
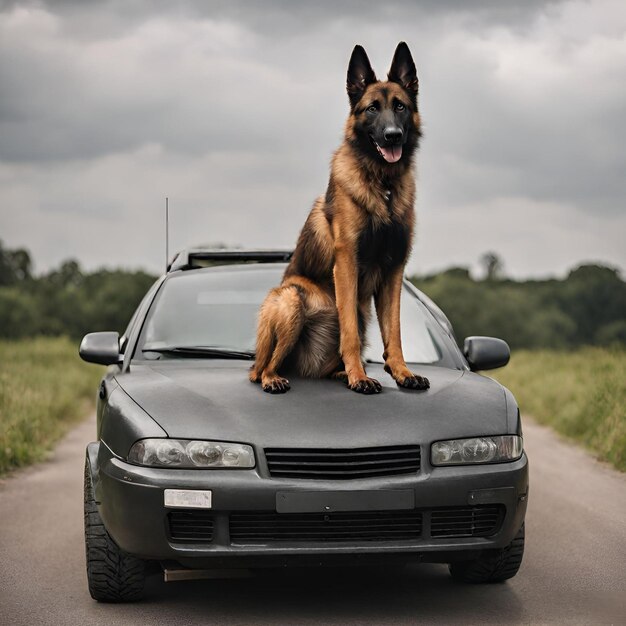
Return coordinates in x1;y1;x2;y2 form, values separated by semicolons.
230;510;423;543
264;446;421;479
430;505;504;538
168;510;214;543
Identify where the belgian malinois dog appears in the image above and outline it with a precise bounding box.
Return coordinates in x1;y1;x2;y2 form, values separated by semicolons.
250;42;430;395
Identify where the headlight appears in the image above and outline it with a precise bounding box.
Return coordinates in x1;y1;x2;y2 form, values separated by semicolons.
431;435;523;466
128;439;255;468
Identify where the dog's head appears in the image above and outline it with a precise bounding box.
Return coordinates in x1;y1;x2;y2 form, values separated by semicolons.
346;42;421;166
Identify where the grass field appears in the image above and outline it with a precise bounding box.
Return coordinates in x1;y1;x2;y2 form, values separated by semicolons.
0;337;103;475
491;347;626;472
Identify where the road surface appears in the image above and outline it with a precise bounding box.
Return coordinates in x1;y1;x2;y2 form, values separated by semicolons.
1;414;624;625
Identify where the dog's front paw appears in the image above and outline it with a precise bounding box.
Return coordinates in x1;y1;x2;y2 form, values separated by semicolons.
262;376;291;394
348;377;382;395
384;363;430;391
396;373;430;390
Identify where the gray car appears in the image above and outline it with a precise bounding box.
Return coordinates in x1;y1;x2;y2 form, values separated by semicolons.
80;249;528;603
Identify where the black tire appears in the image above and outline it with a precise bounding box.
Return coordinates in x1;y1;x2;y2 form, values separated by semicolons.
449;523;525;584
84;459;146;602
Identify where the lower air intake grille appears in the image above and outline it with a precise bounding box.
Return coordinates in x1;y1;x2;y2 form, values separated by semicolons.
230;510;423;543
168;510;214;543
264;446;421;479
430;505;504;538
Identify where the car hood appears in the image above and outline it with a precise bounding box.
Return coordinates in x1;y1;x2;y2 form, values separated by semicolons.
114;361;511;448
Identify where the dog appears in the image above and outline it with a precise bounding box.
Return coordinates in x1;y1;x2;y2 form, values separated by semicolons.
250;42;430;395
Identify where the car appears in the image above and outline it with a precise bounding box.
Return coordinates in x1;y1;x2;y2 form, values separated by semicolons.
79;249;528;602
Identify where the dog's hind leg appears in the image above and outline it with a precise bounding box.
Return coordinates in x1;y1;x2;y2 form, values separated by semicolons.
331;370;349;384
252;285;305;394
249;320;274;383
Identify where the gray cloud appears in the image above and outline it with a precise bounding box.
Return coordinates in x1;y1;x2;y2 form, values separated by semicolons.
0;0;624;279
7;1;568;33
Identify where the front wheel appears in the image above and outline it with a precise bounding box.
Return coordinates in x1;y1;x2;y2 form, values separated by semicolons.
449;523;525;583
84;459;146;602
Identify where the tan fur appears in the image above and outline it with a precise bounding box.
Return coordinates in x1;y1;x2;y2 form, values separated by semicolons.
250;43;430;394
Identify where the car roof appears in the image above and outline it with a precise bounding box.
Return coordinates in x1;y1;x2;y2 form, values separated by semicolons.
168;249;293;272
166;262;287;283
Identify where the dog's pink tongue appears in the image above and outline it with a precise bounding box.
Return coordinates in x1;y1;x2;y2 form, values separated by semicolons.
380;145;402;163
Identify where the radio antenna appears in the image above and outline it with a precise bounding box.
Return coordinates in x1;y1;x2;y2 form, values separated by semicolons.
165;197;169;272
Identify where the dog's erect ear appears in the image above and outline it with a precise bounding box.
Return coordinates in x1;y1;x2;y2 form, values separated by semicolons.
388;42;418;103
347;45;377;109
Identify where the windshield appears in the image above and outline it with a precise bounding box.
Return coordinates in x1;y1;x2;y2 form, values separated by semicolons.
136;265;456;366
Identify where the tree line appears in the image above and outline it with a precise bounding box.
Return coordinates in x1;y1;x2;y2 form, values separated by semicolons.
0;241;154;340
1;241;624;349
409;256;626;349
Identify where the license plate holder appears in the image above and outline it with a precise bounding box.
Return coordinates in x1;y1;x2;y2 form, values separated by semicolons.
276;489;415;514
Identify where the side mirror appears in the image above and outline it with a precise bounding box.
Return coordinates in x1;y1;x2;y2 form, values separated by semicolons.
463;336;510;371
79;332;122;365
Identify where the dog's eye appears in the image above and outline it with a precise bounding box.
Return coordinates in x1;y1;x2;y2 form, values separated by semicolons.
366;105;378;113
395;102;406;112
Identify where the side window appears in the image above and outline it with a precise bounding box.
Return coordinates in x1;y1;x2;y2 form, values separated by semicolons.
412;289;456;340
119;308;141;354
119;281;162;354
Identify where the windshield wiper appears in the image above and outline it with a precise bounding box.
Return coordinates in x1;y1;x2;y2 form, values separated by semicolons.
142;346;255;360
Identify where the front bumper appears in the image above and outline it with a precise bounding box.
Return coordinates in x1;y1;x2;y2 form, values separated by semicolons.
89;441;528;568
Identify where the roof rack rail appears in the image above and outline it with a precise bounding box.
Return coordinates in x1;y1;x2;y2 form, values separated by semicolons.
168;249;293;272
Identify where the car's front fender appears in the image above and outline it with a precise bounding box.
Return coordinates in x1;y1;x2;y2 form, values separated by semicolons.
100;385;167;458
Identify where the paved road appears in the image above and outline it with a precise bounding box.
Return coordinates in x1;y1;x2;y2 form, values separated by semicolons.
1;415;624;626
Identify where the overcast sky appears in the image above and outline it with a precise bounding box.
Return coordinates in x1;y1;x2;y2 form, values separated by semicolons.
1;0;625;278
